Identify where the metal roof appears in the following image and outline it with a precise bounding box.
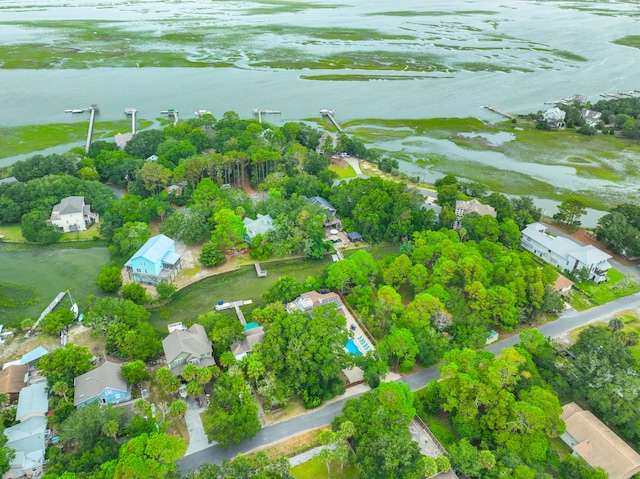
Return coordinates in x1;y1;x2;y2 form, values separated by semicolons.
125;234;177;266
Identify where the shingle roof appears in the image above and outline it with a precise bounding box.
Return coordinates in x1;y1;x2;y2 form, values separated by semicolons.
16;382;48;421
455;199;497;217
0;365;28;395
162;324;212;365
308;196;336;212
57;196;85;215
230;326;265;358
125;234;177;266
73;361;127;406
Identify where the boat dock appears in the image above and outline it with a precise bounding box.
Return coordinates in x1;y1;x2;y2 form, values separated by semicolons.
214;300;253;325
85;104;99;153
125;107;137;134
254;263;267;278
31;291;66;333
161;109;179;126
320;109;343;133
253;109;281;124
480;105;515;120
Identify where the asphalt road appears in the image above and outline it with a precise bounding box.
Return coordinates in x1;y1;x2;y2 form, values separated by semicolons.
178;292;640;474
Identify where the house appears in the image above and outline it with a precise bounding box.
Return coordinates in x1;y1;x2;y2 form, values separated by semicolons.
2;347;49;371
454;199;497;219
230;324;265;361
521;222;612;283
166;184;183;196
542;107;566;128
554;273;575;296
0;177;18;186
73;361;131;407
125;234;182;284
243;214;275;243
3;382;48;479
307;196;341;228
49;196;99;233
15;383;48;423
561;402;640;479
0;365;28;402
422;203;442;224
582;109;602;127
115;132;133;149
162;324;215;376
346;231;363;243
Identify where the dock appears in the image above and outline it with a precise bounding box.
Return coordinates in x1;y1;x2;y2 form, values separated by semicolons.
253;109;282;124
480;105;515;120
254;263;267;278
161;109;179;126
125;107;137;134
214;300;253;326
31;292;66;333
84;104;99;153
320;109;343;133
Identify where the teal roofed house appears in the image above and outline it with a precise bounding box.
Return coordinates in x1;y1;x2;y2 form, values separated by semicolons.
243;214;274;243
125;234;182;284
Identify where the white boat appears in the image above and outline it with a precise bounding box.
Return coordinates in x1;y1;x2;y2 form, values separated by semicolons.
70;303;79;320
71;109;84;114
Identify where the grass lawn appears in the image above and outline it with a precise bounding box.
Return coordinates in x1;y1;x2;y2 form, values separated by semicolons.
548;436;573;461
0;223;25;242
576;269;640;305
615;309;640;362
254;427;328;461
263;397;307;426
60;225;102;242
421;414;457;449
329;163;357;179
567;289;595;311
290;457;359;479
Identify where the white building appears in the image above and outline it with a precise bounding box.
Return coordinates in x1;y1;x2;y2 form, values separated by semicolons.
49;196;99;233
542;107;566;128
521;223;612;283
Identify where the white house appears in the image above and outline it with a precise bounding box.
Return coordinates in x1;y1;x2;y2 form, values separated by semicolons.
581;109;602;127
49;196;99;233
521;222;612;283
542;107;566;128
243;214;275;243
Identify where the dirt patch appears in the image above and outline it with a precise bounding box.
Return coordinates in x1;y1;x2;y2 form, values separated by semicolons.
172;243;242;291
330;158;350;169
251;426;329;460
0;333;59;366
571;229;638;267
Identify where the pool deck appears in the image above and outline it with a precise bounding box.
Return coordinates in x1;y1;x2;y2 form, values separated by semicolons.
341;302;375;384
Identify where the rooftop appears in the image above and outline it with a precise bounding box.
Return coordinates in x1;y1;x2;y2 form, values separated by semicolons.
125;234;177;266
53;196;85;215
74;361;128;406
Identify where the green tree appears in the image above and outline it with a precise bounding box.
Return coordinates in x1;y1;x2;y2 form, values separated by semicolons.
120;282;151;305
261;275;303;304
140;162;172;195
120;360;150;385
37;344;93;388
553;197;586;228
212;208;246;251
379;328;419;372
199;240;226;267
169;400;187;418
111;432;186;479
40;308;75;336
21;209;62;244
156;281;176;300
203;312;244;352
95;265;123;292
155;367;180;395
109;221;151;260
202;372;261;448
50;381;69;401
160;207;212;244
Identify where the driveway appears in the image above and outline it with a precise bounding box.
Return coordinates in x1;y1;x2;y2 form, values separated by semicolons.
178;292;640;474
184;397;211;456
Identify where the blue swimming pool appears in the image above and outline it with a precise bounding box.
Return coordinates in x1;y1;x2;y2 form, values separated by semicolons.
345;339;363;357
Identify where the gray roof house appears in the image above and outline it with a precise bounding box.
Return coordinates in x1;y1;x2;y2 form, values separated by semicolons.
16;382;48;423
162;324;215;376
581;109;602;127
308;196;341;228
243;214;275;243
73;361;131;407
0;177;18;185
230;326;265;361
49;196;99;233
542;107;566;128
521;222;612;283
4;382;48;479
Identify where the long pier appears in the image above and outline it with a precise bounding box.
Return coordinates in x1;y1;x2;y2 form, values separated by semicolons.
320;109;343;133
84;104;99;153
125;107;137;134
253;109;281;124
480;105;515;120
214;300;253;326
161;109;179;126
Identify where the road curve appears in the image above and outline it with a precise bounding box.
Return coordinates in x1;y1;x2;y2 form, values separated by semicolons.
178;292;640;474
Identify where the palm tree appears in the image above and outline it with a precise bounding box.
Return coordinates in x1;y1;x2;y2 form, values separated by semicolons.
51;381;69;401
609;317;624;332
102;420;119;441
169;400;187;418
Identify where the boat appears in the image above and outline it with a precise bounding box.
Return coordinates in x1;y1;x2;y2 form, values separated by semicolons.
71;109;84;114
70;303;79;320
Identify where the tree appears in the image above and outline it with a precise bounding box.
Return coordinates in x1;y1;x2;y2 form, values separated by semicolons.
553;197;586;228
202;372;261;448
199;240;226;267
203;312;244;352
595;210;640;258
58;402;126;455
51;381;69;401
120;282;151;305
140;162;172;195
111;432;186;479
40;308;75;336
156;281;176;300
169;400;187;418
120;360;150;385
21;209;62;244
155;368;180;395
379;328;419;372
37;344;93;388
261;276;303;304
95;265;123;292
608;317;624;332
109;221;151;260
160;207;212;244
212;208;246;251
124;129;166;159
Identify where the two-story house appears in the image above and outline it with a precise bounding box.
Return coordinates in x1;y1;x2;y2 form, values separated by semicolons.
73;361;131;408
243;214;275;243
49;196;99;233
162;324;215;376
125;234;182;284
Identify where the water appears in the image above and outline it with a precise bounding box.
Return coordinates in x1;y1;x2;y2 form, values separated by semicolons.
0;244;109;323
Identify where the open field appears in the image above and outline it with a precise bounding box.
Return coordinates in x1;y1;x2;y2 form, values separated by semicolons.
576;269;640;305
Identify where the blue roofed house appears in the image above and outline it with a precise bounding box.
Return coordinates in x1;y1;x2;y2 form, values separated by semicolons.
4;382;49;479
125;234;182;284
307;196;341;228
73;361;131;408
243;214;275;243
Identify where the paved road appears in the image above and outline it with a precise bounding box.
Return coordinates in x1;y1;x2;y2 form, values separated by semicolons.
178;292;640;474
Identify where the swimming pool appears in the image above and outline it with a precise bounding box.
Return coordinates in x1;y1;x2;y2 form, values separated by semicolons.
345;338;363;357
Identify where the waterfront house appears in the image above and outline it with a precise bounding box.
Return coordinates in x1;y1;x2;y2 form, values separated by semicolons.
243;214;275;243
3;383;48;479
230;324;265;361
581;109;602;127
0;365;28;402
74;361;130;408
453;199;496;229
542;107;566;128
422;203;442;224
307;196;341;228
125;234;182;284
521;222;612;283
49;196;99;233
561;402;640;479
162;324;215;376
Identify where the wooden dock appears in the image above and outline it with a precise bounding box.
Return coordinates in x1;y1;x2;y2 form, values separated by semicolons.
161;109;179;126
125;107;137;134
84;104;99;153
253;109;281;124
214;300;253;326
480;105;515;120
320;109;344;133
254;263;267;278
31;291;66;333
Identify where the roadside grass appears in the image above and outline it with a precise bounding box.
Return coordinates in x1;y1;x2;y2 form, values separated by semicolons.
290;456;359;479
328;163;357;179
0;223;25;242
263;398;307;426
615;310;640;362
568;320;608;343
567;289;594;312
420;413;457;449
576;269;640;305
253;426;329;461
0;119;152;159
